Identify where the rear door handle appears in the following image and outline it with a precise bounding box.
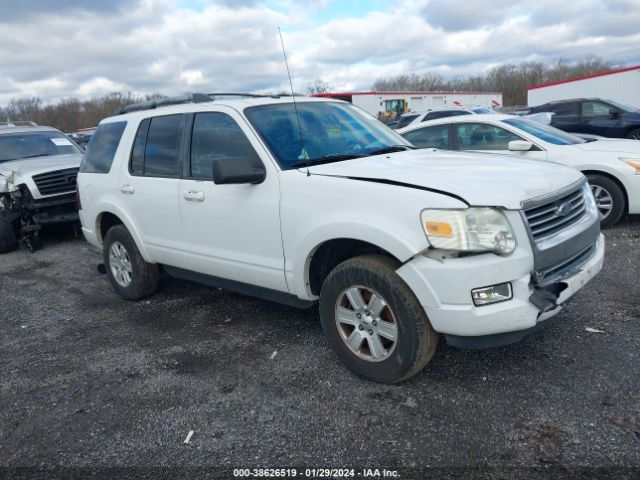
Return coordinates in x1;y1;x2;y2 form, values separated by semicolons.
120;184;135;194
183;190;205;202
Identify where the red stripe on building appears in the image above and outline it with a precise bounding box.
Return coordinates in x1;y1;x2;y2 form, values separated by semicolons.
527;65;640;90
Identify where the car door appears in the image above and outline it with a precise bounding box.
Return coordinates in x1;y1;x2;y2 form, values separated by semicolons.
177;109;287;292
580;100;623;137
549;102;581;132
120;114;184;262
452;122;547;160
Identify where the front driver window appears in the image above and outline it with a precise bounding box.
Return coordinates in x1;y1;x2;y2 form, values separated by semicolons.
190;112;261;179
582;101;613;116
455;123;522;151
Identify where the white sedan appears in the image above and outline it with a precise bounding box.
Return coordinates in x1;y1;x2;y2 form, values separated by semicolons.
398;114;640;227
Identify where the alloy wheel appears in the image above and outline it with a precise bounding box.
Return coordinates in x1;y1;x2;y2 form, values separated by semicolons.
109;241;133;287
590;184;613;220
335;285;398;362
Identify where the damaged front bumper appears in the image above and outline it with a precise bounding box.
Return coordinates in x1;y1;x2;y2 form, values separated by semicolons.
397;234;605;348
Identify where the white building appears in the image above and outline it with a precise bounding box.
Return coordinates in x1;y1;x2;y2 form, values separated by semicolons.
528;66;640;108
314;91;503;118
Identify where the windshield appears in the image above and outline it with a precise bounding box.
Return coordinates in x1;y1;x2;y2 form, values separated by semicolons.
244;101;412;169
606;99;639;113
0;130;81;162
502;118;585;145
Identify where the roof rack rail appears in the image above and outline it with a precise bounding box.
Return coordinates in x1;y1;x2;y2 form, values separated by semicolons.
114;92;285;115
0;120;38;127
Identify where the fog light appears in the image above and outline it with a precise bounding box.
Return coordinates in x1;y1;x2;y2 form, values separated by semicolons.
471;282;512;306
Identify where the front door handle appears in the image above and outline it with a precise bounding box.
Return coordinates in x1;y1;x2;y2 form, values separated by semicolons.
183;190;205;202
120;184;135;194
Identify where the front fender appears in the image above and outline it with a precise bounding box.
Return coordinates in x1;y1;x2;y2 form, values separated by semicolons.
289;221;429;300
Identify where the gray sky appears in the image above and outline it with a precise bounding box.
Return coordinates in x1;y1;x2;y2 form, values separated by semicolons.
1;0;639;103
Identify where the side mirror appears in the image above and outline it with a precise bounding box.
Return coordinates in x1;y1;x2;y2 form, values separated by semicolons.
212;157;266;185
508;140;533;152
609;109;620;119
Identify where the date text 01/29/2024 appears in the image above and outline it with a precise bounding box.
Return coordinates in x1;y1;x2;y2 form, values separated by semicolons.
232;468;401;478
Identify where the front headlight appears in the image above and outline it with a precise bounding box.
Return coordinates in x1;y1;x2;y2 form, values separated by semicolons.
620;157;640;174
421;207;516;255
582;181;598;217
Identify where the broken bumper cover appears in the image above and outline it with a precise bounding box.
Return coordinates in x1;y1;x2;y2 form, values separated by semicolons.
397;234;605;346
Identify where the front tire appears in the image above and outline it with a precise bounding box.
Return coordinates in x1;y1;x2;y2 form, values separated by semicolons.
0;217;18;254
587;174;625;228
103;225;159;300
319;255;438;383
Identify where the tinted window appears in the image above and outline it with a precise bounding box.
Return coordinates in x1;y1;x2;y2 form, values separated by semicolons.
582;101;611;116
80;122;126;173
403;125;449;149
424;110;469;121
190;112;261;178
143;115;183;176
130;119;150;175
455;123;522;150
550;102;578;115
395;114;419;129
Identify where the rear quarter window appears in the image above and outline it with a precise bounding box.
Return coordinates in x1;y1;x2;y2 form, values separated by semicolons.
80;121;127;173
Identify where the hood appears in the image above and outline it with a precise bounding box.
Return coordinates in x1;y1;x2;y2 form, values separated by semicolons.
306;149;585;209
575;139;640;155
0;153;82;178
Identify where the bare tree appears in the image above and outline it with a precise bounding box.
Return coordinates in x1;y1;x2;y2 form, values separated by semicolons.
306;79;331;95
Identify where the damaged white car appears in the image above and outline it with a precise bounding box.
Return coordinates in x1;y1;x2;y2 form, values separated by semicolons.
0;123;83;252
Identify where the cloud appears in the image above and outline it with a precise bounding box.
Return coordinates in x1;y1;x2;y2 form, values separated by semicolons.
0;0;638;105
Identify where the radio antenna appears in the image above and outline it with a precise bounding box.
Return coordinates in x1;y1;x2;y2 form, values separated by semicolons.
278;26;309;176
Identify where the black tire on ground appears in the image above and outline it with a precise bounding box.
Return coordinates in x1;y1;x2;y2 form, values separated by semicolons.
625;128;640;140
0;218;18;254
103;224;159;300
587;174;626;228
319;254;439;384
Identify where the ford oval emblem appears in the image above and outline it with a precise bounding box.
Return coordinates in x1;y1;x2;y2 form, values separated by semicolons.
556;201;572;217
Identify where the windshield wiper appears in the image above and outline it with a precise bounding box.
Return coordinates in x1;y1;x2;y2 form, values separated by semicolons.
290;153;365;168
365;145;415;156
17;153;55;160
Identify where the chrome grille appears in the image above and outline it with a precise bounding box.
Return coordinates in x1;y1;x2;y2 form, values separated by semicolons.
524;187;586;241
32;168;79;196
533;242;597;286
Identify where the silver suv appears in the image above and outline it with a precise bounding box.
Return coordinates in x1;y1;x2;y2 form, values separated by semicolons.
0;122;83;252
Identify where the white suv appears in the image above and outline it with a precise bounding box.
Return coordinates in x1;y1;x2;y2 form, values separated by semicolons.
394;106;494;130
78;94;604;383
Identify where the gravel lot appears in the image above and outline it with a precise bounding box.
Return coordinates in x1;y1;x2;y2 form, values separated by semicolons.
1;217;639;479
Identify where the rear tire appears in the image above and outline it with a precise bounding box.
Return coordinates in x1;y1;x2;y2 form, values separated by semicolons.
0;217;18;254
319;254;439;383
625;128;640;140
103;225;159;300
587;174;625;228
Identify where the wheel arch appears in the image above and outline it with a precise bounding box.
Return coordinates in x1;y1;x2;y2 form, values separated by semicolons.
94;207;153;261
581;169;629;214
307;238;401;297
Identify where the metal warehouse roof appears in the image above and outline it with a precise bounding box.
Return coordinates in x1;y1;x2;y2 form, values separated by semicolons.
314;90;502;97
527;65;640;90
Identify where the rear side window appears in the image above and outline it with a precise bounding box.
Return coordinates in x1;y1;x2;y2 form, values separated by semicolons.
80;121;126;173
403;124;450;149
551;102;578;115
129;114;184;177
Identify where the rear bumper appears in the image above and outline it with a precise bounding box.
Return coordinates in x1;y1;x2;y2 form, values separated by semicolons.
398;234;604;342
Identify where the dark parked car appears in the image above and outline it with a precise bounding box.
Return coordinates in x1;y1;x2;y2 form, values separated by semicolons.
528;98;640;140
